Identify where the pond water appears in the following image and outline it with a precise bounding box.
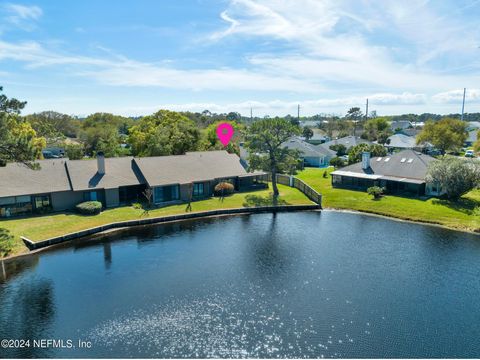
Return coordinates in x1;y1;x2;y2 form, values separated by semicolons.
1;211;480;358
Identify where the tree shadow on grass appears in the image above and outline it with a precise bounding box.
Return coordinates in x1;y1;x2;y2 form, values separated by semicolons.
431;197;480;215
243;193;288;207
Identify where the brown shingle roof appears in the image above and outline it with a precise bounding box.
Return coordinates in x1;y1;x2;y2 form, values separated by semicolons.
0;159;71;198
134;151;247;187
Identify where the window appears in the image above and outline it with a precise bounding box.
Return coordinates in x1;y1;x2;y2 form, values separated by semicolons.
34;195;51;209
83;191;98;202
332;175;342;184
0;197;15;206
0;195;33;217
193;183;204;197
154;185;180;203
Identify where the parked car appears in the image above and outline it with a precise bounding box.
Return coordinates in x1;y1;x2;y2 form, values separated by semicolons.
42;150;60;159
465;150;475;158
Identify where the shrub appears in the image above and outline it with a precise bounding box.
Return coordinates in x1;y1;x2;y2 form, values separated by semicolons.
329;157;345;168
214;182;234;196
329;144;347;156
0;228;15;257
323;170;328;178
426;157;480;199
132;202;143;210
367;186;384;199
75;201;102;215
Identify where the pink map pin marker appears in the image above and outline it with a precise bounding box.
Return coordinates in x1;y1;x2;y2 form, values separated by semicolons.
216;123;235;146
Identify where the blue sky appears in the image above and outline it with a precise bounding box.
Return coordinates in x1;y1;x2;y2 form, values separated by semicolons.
1;0;480;117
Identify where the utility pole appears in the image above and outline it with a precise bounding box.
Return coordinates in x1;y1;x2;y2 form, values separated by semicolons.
461;88;466;121
297;104;300;123
250;107;253;122
365;98;369;122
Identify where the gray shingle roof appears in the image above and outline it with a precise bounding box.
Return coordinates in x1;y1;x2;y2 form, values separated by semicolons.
386;134;417;148
467;130;478;143
319;136;371;151
0;159;71;198
391;120;413;130
282;137;334;157
332;149;436;181
66;157;144;191
134;151;247;187
0;151;250;198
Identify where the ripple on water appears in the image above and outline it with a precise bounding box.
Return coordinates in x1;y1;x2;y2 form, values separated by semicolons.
87;291;351;358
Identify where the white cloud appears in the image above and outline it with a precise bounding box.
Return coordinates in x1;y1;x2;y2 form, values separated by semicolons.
432;89;480;103
0;39;322;92
2;0;480;116
2;3;42;31
110;92;427;117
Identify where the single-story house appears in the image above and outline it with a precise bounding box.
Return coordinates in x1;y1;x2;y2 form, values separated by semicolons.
331;150;444;196
0;151;262;218
467;122;480;131
300;132;330;145
299;120;321;128
465;130;478;147
282;137;335;167
391;120;413;132
319;136;372;153
385;133;432;152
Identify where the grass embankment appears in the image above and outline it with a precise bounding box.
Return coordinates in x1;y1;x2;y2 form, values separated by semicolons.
297;167;480;233
1;184;312;257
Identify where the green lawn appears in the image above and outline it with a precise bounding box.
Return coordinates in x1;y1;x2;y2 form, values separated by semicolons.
297;167;480;233
1;184;312;257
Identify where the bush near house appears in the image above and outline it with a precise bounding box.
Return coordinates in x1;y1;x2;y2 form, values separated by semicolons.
0;228;15;257
214;182;235;197
329;157;345;168
367;186;384;199
75;201;102;215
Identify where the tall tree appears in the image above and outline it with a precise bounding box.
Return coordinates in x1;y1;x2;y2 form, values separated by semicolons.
0;86;46;166
245;118;301;196
199;120;244;155
348;143;387;164
25;111;78;139
302;126;314;140
474;130;480;153
416;118;468;154
82;112;134;134
426;157;480;199
128;110;200;156
346;107;363;120
362;117;391;141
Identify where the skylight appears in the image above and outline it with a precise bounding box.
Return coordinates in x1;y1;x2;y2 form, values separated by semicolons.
377;157;382;161
384;158;390;162
400;158;406;163
407;159;413;163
